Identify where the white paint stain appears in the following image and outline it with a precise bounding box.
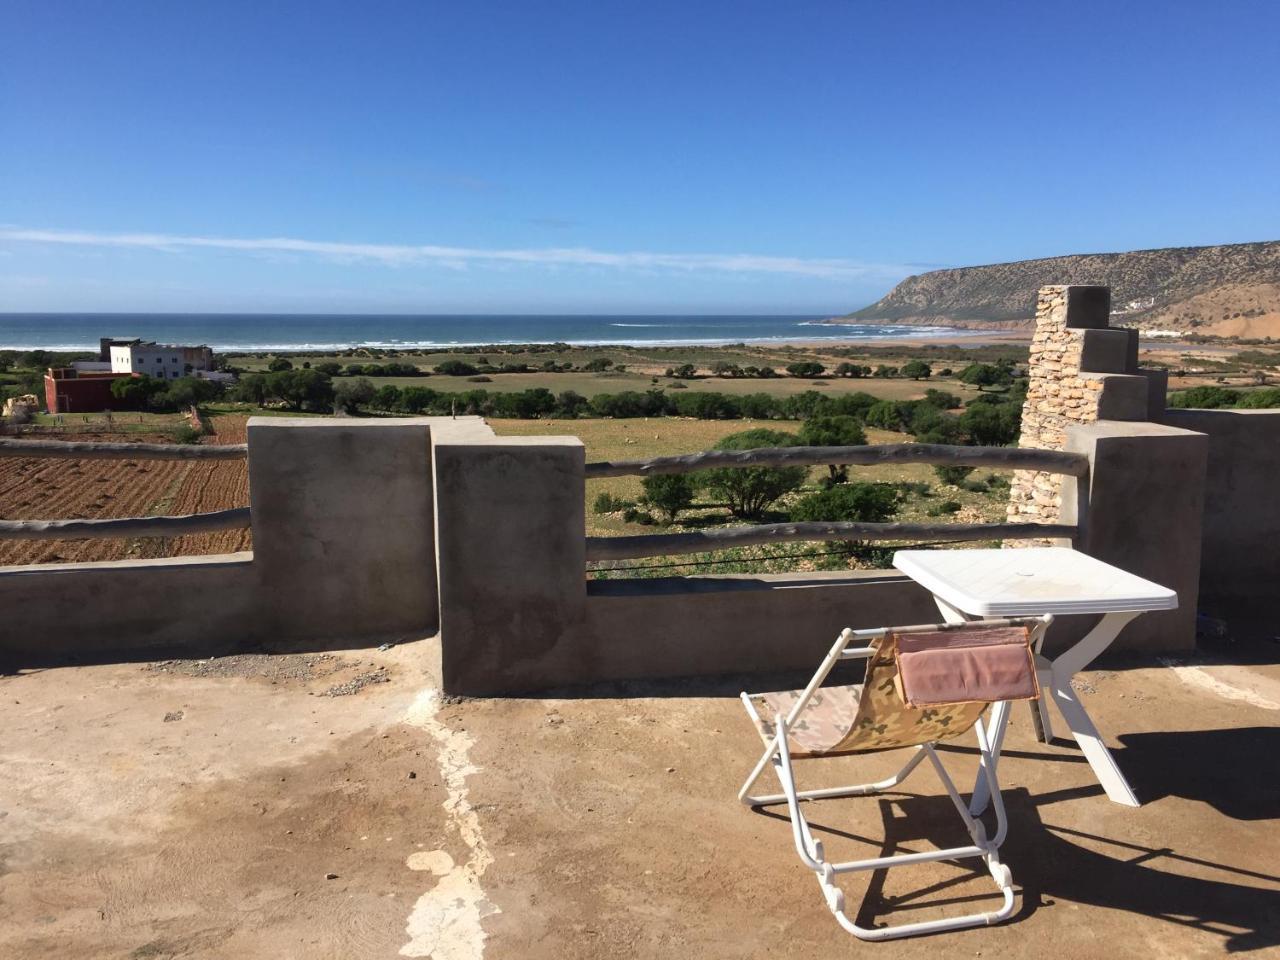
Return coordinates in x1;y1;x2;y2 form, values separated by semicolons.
1159;659;1280;710
400;689;500;959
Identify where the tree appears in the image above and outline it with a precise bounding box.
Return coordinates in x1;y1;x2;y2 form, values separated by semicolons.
641;473;699;522
699;428;806;519
958;363;1011;391
958;401;1021;446
582;357;614;372
269;368;335;411
231;373;270;407
901;360;932;380
670;363;698;379
785;361;825;378
314;361;343;376
159;376;220;409
109;375;165;408
797;415;867;484
711;360;742;378
267;357;293;372
333;377;376;414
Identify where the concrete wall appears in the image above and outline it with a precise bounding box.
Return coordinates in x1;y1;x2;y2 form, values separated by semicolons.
1160;408;1280;607
0;416;478;665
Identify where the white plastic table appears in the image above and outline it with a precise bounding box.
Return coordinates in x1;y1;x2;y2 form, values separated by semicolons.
893;547;1178;812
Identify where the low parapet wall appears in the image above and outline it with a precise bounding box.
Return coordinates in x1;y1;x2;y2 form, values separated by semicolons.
1160;408;1280;608
0;416;489;665
433;422;1207;696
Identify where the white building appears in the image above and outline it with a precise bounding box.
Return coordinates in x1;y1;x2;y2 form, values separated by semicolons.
106;340;216;381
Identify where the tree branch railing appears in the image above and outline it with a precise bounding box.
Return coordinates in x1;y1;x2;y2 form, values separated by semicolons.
584;443;1089;479
0;438;250;542
0;438;247;460
586;522;1076;562
585;442;1085;564
0;508;252;542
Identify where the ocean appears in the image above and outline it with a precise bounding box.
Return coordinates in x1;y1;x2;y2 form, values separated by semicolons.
0;313;960;352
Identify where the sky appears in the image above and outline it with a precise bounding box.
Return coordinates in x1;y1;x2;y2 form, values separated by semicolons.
2;0;1279;314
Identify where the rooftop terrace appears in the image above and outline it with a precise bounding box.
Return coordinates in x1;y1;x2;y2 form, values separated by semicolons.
3;633;1278;959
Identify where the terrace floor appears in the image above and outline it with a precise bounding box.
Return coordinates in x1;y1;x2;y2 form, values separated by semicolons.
2;636;1279;959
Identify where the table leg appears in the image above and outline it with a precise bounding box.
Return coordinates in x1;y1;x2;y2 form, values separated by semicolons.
1048;679;1140;806
1049;611;1141;806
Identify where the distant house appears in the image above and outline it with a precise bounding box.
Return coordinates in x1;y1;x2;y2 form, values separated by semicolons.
103;338;215;380
44;337;229;413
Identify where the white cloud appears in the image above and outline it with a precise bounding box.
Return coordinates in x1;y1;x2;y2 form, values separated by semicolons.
0;226;908;281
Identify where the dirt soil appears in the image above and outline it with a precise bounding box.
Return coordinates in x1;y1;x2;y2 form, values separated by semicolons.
0;415;251;566
3;638;1279;960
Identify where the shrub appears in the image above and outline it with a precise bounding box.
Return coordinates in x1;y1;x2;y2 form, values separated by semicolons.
434;360;479;376
467;375;493;383
582;357;614;372
1235;388;1280;408
1168;385;1241;409
789;481;899;523
267;357;293;372
640;473;699;522
173;424;203;444
699;428;805;519
901;360;932;380
593;492;628;514
622;506;656;525
928;499;963;516
934;464;975;486
864;399;904;431
922;388;962;409
314;361;343;376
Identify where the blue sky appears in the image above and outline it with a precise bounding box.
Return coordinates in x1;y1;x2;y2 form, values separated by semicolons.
2;0;1278;314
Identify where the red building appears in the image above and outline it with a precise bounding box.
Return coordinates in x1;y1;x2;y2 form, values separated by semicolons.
44;368;131;413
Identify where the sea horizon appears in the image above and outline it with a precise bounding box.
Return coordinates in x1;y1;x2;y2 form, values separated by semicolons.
0;312;966;352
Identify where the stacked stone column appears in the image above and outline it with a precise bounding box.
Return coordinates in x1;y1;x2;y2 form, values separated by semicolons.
1007;285;1127;532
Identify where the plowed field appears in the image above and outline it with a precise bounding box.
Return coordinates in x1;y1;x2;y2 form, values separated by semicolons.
0;415;251;566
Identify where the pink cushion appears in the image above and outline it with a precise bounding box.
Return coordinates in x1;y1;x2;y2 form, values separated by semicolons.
893;626;1038;707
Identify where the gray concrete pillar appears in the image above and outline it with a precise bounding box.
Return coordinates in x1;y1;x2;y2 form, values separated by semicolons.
247;417;438;641
433;435;586;693
1060;421;1209;653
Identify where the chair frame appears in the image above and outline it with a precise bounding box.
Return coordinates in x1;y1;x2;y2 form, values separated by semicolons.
739;616;1053;941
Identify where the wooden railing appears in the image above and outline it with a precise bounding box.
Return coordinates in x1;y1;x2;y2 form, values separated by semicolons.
584;443;1087;563
0;438;250;542
0;438;247;461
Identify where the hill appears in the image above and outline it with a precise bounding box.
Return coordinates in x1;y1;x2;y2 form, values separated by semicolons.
846;240;1280;337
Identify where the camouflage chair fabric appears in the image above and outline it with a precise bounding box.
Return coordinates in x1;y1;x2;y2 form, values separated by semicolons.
749;630;989;758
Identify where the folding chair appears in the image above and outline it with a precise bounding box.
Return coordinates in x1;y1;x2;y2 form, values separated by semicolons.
739;616;1053;941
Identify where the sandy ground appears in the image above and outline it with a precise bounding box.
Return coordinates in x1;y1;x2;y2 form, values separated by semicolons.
3;637;1279;959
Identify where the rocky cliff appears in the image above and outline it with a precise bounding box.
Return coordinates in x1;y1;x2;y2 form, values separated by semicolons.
847;240;1280;336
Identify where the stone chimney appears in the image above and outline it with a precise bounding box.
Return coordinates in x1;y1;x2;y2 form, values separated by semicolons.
1007;285;1167;530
